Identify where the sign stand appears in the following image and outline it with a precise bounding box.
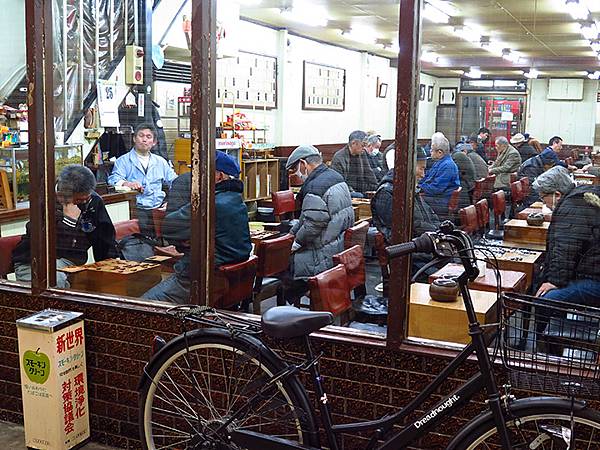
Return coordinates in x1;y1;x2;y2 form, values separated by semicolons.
17;310;90;450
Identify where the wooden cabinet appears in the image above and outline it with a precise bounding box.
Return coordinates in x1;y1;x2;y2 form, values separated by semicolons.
242;159;279;201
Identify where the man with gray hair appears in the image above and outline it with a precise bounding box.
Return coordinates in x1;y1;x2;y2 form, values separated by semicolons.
284;145;354;302
489;136;521;190
12;164;118;288
331;130;379;196
418;132;460;220
365;134;385;182
531;166;600;333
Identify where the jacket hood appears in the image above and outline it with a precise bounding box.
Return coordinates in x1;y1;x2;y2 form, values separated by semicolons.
216;178;244;194
584;192;600;209
379;169;394;186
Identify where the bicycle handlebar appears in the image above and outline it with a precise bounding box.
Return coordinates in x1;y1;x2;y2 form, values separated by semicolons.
386;232;434;259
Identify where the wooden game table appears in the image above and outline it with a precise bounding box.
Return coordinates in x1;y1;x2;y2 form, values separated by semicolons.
429;263;528;294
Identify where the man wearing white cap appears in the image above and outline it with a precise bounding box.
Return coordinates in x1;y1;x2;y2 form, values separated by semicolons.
510;133;537;162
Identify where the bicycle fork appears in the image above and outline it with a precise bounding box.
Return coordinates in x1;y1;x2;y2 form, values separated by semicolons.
459;274;514;450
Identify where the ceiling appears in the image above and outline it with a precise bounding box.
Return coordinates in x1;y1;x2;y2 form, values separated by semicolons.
237;0;600;78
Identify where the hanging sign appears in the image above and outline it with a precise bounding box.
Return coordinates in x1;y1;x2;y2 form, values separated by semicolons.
96;80;120;127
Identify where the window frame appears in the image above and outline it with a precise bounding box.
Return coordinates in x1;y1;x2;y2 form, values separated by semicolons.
9;0;424;348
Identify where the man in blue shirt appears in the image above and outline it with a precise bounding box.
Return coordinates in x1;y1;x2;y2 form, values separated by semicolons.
108;123;177;237
539;136;576;170
418;132;460;221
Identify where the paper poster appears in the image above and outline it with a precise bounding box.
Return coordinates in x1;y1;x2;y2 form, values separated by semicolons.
96;80;120;127
501;111;514;121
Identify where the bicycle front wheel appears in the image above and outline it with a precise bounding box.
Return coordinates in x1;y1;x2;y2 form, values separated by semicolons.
139;329;318;449
452;402;600;449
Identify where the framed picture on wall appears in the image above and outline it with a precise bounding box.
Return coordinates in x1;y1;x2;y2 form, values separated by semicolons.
376;77;388;98
427;85;434;102
302;61;346;111
439;87;458;105
419;84;426;101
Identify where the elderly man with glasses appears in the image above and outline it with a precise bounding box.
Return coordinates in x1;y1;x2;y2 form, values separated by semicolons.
417;132;460;221
12;165;118;288
331;130;379;197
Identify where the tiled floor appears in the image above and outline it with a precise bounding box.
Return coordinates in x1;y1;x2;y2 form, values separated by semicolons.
0;421;115;449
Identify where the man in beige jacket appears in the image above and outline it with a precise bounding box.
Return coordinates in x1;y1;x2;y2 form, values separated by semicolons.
489;136;522;190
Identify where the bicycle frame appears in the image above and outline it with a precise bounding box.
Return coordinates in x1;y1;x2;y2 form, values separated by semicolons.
230;266;515;450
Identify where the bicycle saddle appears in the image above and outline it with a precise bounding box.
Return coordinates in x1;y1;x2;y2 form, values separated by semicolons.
262;306;333;339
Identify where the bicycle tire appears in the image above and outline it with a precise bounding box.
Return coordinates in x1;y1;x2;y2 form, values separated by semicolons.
139;328;319;449
448;398;600;450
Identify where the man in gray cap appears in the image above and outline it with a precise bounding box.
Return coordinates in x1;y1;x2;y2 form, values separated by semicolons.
532;166;600;333
331;130;379;196
284;145;354;301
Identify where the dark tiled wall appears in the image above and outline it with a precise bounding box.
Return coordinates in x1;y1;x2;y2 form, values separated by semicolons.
0;290;596;450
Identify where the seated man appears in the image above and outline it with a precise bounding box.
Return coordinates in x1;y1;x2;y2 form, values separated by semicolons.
452;143;477;209
517;152;554;207
12;165;117;288
418;132;460;220
331;130;379;197
510;133;537;163
108;123;177;237
466;135;489;180
372;147;441;279
489;136;521;192
539;136;567;169
533;167;600;331
365;134;385;182
285;145;354;301
142;151;251;304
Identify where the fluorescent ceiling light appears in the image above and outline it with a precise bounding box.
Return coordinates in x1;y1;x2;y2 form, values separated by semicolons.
426;0;459;16
465;67;482;79
463;26;482;43
280;1;328;27
343;25;378;44
421;51;439;63
587;71;600;79
502;49;523;64
564;0;590;20
523;69;539;79
591;41;600;52
423;2;450;23
580;22;599;40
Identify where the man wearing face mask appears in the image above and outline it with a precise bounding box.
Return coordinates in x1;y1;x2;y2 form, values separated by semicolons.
365;134;385;182
532;166;600;303
12;165;118;288
331;130;379;197
284;145;354;299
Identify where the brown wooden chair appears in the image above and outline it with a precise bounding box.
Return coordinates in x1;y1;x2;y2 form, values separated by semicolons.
151;206;167;239
459;205;478;235
252;234;294;314
447;186;463;222
373;231;390;297
0;235;22;278
487;190;506;240
114;219;141;241
344;220;370;250
272;190;296;222
510;180;524;217
333;245;367;300
214;255;258;310
483;174;496;202
308;264;352;324
510;173;518;184
475;199;490;235
519;177;530;200
472;178;486;204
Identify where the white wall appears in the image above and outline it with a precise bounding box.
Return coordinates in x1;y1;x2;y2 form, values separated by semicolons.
417;73;439;139
527;78;598;146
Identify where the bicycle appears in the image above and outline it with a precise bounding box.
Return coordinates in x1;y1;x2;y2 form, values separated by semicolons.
138;221;600;449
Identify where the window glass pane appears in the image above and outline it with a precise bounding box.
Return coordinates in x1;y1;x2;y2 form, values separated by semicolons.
409;0;600;350
0;1;28;285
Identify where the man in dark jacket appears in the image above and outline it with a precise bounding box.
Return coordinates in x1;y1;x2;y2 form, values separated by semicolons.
372;147;441;279
466;135;489;180
517;152;554;207
142;151;251;303
532;167;600;331
452;143;477;208
510;133;537;162
539;136;576;170
365;134;385;182
12;165;118;288
331;130;379;196
475;127;490;162
418;132;460;220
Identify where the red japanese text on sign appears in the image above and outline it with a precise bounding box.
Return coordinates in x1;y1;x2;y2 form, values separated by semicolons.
74;372;86;418
56;326;84;354
62;379;74;435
